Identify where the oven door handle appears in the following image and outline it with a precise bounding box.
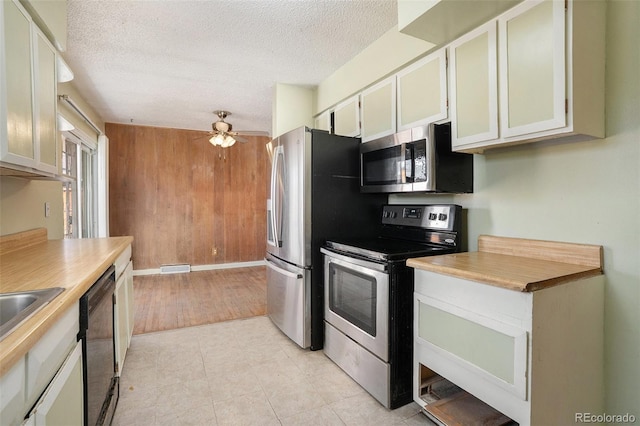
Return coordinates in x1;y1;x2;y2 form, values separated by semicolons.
320;247;387;273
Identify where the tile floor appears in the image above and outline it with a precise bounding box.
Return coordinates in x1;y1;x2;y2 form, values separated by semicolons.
113;315;436;426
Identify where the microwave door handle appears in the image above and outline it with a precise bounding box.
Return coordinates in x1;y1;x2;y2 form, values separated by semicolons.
400;143;413;184
406;144;415;183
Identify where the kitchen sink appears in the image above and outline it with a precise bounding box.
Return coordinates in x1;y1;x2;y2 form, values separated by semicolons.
0;287;64;341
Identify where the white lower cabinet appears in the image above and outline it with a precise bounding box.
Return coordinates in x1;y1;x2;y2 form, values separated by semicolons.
25;304;79;411
114;260;133;374
0;303;81;426
114;245;134;376
413;270;604;425
0;358;26;426
24;342;83;426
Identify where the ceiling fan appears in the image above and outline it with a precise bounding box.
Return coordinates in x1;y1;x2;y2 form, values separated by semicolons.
205;110;268;148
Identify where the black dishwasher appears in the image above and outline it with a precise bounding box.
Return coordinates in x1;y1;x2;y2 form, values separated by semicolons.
78;265;118;426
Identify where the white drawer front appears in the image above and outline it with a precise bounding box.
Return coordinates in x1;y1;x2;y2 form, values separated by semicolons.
414;293;528;401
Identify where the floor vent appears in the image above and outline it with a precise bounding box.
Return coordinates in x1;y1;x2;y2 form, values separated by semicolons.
160;264;191;274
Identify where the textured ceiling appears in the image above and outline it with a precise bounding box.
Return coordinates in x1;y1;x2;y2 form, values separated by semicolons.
64;0;398;135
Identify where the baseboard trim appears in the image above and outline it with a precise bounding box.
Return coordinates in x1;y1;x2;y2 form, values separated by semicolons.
133;260;266;276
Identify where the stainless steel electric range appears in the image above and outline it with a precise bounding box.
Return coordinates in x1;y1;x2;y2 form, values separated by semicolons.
320;204;463;409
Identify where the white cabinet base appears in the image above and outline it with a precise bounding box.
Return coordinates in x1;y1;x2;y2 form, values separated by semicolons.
414;271;604;425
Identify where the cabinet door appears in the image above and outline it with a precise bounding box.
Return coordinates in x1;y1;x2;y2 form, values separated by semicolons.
115;260;135;375
25;303;79;411
114;266;128;375
449;21;498;148
125;261;135;340
0;357;26;426
397;49;447;131
1;0;35;167
499;0;566;138
361;76;396;142
29;342;84;426
34;28;57;174
314;110;331;133
333;95;360;137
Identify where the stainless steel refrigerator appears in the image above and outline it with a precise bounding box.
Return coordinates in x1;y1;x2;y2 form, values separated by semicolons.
265;126;385;350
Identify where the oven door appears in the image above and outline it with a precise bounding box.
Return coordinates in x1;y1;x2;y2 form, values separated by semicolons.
321;248;389;361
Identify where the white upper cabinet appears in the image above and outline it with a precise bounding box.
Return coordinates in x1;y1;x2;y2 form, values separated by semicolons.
333;94;360;137
314;110;331;133
1;0;59;175
449;0;605;153
34;28;58;174
361;76;396;142
396;49;448;131
499;0;566;138
449;21;499;149
2;0;35;167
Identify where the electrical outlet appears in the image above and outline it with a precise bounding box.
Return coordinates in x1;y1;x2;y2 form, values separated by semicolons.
44;202;51;218
212;247;218;256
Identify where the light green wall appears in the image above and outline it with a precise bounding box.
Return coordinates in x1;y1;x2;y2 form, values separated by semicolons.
386;0;639;418
0;177;64;239
271;83;314;137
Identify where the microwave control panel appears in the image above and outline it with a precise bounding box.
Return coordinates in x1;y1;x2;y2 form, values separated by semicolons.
381;204;458;231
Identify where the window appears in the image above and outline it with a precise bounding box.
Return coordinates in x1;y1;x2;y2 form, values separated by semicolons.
62;139;77;238
62;131;98;239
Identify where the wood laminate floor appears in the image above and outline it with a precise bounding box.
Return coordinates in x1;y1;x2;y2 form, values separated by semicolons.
132;266;267;335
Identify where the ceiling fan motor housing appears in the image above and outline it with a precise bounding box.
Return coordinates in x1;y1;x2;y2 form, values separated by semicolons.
212;110;233;133
213;120;231;133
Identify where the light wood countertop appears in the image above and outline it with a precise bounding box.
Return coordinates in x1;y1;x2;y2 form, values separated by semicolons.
0;232;133;375
407;235;603;292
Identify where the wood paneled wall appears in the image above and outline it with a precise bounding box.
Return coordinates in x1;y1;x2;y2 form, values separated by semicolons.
107;123;268;270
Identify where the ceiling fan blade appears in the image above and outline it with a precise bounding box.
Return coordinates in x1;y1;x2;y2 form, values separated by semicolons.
192;132;213;141
234;135;248;143
234;130;270;137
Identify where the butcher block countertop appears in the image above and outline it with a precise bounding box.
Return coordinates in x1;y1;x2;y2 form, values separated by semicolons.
0;228;133;376
407;235;603;292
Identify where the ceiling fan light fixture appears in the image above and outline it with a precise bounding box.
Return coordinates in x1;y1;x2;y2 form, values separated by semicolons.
209;133;236;148
210;133;225;146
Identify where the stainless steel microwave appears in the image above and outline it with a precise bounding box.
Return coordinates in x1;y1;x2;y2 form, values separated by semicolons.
360;123;473;193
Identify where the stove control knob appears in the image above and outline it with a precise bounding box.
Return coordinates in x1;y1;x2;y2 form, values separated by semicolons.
438;213;448;221
428;213;437;220
390;212;397;218
383;211;389;218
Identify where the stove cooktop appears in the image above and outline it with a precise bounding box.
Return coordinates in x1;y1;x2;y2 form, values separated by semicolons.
324;204;463;263
325;237;455;263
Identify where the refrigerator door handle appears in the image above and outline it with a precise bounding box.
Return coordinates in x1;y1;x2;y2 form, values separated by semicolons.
271;145;285;247
265;257;303;279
